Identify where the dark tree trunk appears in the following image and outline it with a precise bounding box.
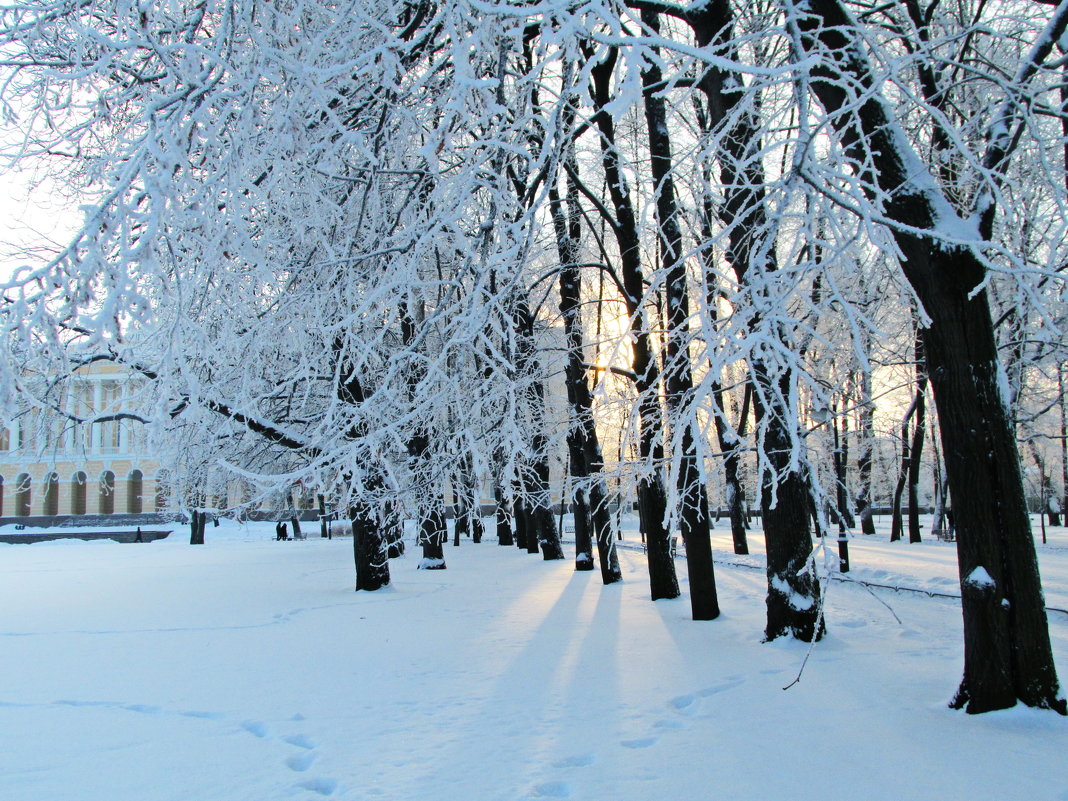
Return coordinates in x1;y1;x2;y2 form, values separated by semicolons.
795;0;1066;712
189;509;206;545
890;410;911;543
641;7;719;619
908;336;929;544
832;406;855;531
513;496;528;550
684;3;821;637
1060;366;1068;527
418;500;447;570
755;369;825;642
513;300;565;562
907;390;927;545
333;334;391;589
891;347;926;544
856;366;877;535
588;45;678;601
318;494;329;538
549;145;618;579
352;502;390;591
495;485;513;546
453;505;465;546
725;454;749;555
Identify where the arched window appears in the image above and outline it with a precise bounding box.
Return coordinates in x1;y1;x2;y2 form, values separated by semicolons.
98;470;115;514
127;470;143;514
71;472;87;515
14;473;31;517
43;473;59;516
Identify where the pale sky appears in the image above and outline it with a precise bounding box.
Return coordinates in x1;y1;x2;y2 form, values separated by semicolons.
0;160;83;283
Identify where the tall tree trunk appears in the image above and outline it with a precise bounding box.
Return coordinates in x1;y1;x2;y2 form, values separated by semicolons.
891;333;927;544
856;364;877;534
753;368;825;641
549;150;620;580
834;401;856;530
495;484;513;546
686;3;821;639
641;7;718;620
317;494;330;538
417;497;447;570
890;408;911;543
513;494;528;550
189;509;205;545
794;0;1065;712
693;64;751;558
588;45;678;600
1060;364;1068;526
907;371;928;544
352;502;390;590
513;299;565;561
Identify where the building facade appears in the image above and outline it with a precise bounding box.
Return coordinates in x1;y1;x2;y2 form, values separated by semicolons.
0;363;162;519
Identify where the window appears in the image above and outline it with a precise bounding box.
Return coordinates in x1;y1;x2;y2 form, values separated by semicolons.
98;381;122;453
14;474;31;516
127;470;143;514
43;473;59;516
98;470;115;515
71;472;87;515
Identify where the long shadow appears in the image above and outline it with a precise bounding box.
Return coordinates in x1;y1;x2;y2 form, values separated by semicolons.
427;565;623;793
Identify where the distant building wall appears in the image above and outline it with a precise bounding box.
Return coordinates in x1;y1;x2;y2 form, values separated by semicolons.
0;363;160;518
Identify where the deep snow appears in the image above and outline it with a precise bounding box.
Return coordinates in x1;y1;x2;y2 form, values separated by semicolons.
1;516;1066;801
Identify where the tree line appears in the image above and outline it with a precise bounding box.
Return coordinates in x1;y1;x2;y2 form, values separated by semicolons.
1;0;1066;714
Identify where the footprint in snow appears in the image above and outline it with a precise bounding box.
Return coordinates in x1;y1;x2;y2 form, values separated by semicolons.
620;737;658;749
286;752;317;772
669;694;697;714
242;720;271;738
285;733;317;749
653;719;685;730
181;710;222;720
297;777;338;796
530;780;571;798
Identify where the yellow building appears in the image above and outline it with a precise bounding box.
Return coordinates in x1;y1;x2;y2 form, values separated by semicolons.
0;363;161;519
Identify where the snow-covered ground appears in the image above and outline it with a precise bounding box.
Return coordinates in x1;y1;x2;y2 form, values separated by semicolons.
1;516;1066;801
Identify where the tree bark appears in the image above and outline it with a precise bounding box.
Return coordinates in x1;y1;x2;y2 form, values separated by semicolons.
685;2;821;638
641;7;719;619
189;509;206;545
513;299;565;561
417;498;447;569
352;502;390;590
856;367;877;535
588;45;678;600
549;155;619;579
495;484;514;546
794;0;1065;712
